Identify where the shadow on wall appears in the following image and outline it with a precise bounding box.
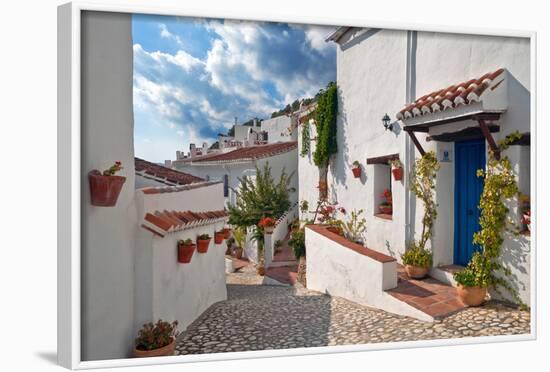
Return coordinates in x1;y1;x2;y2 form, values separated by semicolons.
494;232;530;304
178;284;333;350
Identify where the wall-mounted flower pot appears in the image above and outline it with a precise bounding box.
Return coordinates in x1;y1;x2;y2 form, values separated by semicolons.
457;285;487;307
378;205;393;215
197;238;211;253
89;170;126;206
133;338;176;358
352;167;361;178
215;231;225;244
222;228;231;239
392;167;403;181
178;243;196;263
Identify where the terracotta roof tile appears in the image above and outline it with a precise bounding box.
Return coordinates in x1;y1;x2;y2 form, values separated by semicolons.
135;157;204;186
141;209;228;237
396;68;505;120
183;141;297;164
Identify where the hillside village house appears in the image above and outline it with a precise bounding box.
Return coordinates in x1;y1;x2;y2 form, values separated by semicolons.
301;27;531;320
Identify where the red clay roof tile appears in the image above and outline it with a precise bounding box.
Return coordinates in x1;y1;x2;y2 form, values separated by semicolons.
183;141;297;164
135;157;204;186
141;209;228;237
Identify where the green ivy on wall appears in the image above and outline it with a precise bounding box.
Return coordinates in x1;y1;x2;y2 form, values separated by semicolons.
313;82;338;168
300;120;310;157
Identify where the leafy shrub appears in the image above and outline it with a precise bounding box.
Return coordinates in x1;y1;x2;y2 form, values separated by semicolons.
453;252;493;288
288;228;306;259
135;320;178;351
401;244;433;268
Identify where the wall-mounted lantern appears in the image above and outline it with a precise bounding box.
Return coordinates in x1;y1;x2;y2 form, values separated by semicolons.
382;113;393;131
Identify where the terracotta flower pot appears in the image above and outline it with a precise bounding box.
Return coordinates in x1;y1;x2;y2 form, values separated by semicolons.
214;231;225;244
197;238;211;253
222;228;231;239
352;166;361;178
257;264;266;276
133;338;176;358
89;170;126;206
405;265;429;279
264;226;275;234
392;167;403;181
178;243;195;263
233;247;243;259
457;285;487;307
378;205;393;215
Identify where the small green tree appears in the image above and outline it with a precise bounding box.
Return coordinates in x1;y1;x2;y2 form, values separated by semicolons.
227;162;294;227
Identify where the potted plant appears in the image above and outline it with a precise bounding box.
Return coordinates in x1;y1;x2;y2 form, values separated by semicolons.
251;226;266;276
341;209;367;244
89;161;126;206
196;233;211;253
288;227;306;286
259;217;276;234
232;226;246;259
317;201;346;235
401;243;433;279
453;253;488;306
389;158;403;181
351;161;362;178
133;320;179;358
222;227;232;239
177;239;195;263
378;188;393;215
214;230;225;244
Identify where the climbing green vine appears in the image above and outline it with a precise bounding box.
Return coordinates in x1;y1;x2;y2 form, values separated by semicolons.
409;151;440;251
313;82;338;168
458;131;525;307
300;120;310;157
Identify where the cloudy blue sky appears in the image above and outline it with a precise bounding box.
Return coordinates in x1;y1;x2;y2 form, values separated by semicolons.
132;14;336;162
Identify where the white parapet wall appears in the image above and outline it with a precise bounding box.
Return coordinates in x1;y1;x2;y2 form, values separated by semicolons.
305;225;435;321
264;203;298;267
135;221;228;334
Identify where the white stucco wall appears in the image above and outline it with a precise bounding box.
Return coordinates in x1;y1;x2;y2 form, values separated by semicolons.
80;11;136;361
261;115;297;143
134;222;228;333
305;227;432;321
174;149;299;207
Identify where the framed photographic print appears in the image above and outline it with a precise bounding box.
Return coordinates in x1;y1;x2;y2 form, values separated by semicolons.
58;0;536;369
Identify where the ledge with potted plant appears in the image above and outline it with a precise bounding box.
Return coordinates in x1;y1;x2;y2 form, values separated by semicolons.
196;233;211;253
340;208;367;244
258;216;276;234
315;200;346;235
389;158;403;181
89;161;126;206
401;243;433;279
177;238;195;264
133;320;179;358
351;160;362;178
378;188;393;215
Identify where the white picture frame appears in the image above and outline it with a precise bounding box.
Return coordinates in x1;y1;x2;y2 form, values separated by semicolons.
58;1;537;369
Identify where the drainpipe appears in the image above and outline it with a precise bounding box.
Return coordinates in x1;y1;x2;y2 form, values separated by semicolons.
404;30;417;248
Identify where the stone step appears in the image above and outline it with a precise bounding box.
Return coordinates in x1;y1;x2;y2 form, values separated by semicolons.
386;265;467;320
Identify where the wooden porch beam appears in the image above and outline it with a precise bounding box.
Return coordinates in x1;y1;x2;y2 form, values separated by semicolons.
407;130;426;156
478;119;500;160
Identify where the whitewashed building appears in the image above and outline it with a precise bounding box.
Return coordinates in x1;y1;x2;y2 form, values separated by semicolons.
301;27;531;316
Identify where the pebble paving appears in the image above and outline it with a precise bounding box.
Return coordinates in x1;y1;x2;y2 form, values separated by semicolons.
176;266;530;355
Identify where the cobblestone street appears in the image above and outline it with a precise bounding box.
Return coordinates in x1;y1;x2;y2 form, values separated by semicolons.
176;267;530;355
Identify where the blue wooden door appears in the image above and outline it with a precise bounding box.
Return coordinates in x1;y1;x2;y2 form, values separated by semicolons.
454;139;486;266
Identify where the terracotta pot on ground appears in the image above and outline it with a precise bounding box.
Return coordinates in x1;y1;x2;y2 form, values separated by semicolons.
177;243;196;263
197;238;211;253
378;205;393;215
392;167;403;181
133;339;176;358
257;263;266;276
457;285;487;307
352;166;361;178
214;231;225;244
89;170;126;206
405;265;429;279
222;228;231;239
233;247;243;259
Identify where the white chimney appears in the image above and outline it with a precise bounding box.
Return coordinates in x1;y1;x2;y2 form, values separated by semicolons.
164;160;172;168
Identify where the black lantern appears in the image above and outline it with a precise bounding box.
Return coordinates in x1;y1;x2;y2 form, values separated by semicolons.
382;113;393;131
